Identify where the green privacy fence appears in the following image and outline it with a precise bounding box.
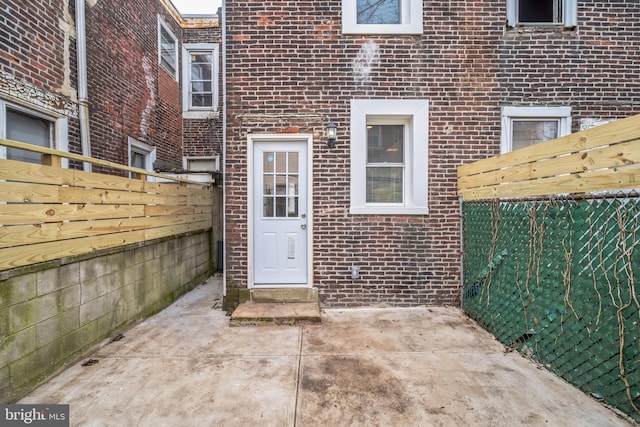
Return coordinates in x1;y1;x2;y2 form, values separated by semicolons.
462;194;640;422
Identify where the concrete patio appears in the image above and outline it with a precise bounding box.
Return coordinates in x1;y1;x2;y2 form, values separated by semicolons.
20;275;636;426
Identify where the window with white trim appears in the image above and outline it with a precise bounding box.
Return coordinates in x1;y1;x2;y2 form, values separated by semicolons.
0;99;68;165
158;17;178;79
350;99;429;215
128;137;156;179
507;0;577;27
501;106;571;153
342;0;423;34
182;43;219;117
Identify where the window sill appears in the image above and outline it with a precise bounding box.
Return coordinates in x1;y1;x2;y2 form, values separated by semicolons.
342;26;423;35
506;24;576;34
183;110;218;120
350;206;429;215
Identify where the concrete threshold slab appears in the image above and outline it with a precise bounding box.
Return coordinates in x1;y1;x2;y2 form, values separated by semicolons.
230;301;321;326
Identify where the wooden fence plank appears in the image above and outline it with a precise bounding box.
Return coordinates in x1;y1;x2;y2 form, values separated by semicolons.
459;139;640;190
458;114;640;178
0;220;212;270
0;203;212;225
0;138;215;271
0;214;211;248
0;137;207;186
1;182;60;203
459;164;640;200
0;204;145;224
56;186;188;205
0;159;146;192
1;181;189;205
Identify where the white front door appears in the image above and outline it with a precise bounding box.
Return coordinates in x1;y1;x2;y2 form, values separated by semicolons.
252;139;309;286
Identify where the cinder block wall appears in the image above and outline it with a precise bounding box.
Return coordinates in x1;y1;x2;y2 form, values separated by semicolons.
0;231;213;403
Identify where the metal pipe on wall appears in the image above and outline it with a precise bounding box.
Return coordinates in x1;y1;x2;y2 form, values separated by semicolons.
75;0;92;171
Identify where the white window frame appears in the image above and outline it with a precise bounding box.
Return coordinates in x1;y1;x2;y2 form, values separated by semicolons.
501;106;572;153
350;99;429;215
128;137;156;180
183;155;220;172
182;43;219;118
0;99;69;167
342;0;423;35
507;0;577;27
158;17;178;79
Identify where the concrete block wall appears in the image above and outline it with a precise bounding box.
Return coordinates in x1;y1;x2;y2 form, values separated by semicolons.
0;231;213;403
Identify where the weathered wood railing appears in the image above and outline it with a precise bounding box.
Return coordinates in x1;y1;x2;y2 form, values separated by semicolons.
0;138;214;271
458;113;640;200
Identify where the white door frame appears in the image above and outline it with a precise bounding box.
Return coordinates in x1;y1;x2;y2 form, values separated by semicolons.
247;133;313;288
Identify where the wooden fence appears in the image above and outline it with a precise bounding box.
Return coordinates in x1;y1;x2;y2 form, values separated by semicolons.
458;113;640;200
0;138;214;271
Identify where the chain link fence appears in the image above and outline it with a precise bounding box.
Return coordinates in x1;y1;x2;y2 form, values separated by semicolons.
462;193;640;423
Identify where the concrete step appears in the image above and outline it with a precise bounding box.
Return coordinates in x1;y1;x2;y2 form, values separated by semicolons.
230;302;321;326
241;287;319;304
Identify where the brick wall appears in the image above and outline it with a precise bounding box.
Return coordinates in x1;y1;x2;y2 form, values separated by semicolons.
224;1;640;309
182;24;223;159
1;0;215;171
85;0;183;169
0;0;82;156
0;1;69;93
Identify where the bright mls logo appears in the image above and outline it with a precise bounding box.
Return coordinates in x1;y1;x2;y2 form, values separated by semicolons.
1;405;69;426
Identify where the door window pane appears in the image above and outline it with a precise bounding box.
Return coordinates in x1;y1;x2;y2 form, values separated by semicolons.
512;120;558;151
357;0;401;24
263;151;300;218
6;108;52;164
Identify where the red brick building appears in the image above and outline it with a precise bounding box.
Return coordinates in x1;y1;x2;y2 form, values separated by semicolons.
0;0;222;177
223;0;640;309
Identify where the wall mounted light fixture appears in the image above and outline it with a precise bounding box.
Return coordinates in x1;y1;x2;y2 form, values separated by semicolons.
325;122;337;148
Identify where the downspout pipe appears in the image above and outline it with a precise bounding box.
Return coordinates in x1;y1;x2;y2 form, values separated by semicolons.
75;0;92;171
221;0;227;299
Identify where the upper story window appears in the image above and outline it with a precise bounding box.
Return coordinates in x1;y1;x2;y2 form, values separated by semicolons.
501;106;571;153
342;0;423;35
0;99;68;165
182;43;219;118
158;17;178;79
507;0;577;27
350;99;429;215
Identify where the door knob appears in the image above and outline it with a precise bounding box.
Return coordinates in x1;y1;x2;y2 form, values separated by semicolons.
301;224;306;229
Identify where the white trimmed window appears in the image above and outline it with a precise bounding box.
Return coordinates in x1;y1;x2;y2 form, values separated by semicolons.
342;0;423;34
182;43;219;118
350;99;429;215
501;106;572;153
0;99;68;165
128;137;156;179
507;0;577;27
158;17;178;79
